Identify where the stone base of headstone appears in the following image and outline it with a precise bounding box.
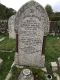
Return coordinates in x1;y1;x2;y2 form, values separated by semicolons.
15;53;45;68
0;58;3;69
51;32;55;36
14;52;19;65
9;34;16;39
41;55;45;67
18;69;34;80
51;62;58;72
16;65;24;68
11;61;15;68
58;57;60;67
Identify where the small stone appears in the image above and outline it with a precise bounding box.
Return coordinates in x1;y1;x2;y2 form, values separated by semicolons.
51;62;58;72
57;37;59;40
41;67;47;73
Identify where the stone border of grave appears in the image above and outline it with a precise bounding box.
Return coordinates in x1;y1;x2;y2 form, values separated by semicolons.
0;48;15;53
53;73;60;80
5;70;12;80
50;58;60;80
50;57;60;73
51;62;58;72
0;37;5;42
6;62;47;80
5;61;15;80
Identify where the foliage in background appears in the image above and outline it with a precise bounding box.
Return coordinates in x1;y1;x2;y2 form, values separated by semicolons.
45;4;60;21
0;3;16;20
45;4;53;17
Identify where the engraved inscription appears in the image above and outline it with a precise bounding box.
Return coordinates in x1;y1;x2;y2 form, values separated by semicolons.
19;17;43;54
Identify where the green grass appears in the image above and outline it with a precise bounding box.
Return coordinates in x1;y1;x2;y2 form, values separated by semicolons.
0;52;15;80
10;66;46;80
0;35;5;39
0;35;60;80
45;36;60;73
0;35;16;80
0;36;16;51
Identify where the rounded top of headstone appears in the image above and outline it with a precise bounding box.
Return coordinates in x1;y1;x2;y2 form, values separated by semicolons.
8;14;16;25
15;1;49;35
9;15;16;21
23;69;31;76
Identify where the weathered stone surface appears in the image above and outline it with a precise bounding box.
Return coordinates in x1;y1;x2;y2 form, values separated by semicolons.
58;57;60;67
8;15;16;39
51;62;58;72
18;69;34;80
15;1;49;67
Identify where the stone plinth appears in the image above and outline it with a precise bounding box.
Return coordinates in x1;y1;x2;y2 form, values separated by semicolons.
18;69;34;80
51;62;58;72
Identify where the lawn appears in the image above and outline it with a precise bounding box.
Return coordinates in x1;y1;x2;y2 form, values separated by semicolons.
45;36;60;73
0;35;60;80
0;36;16;51
0;52;15;80
0;35;16;80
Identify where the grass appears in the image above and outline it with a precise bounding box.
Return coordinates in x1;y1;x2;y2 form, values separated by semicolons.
0;36;16;51
10;66;46;80
0;34;16;80
0;35;60;80
0;52;15;80
45;36;60;73
0;34;5;39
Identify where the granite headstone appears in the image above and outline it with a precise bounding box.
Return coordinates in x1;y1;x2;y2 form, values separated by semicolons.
14;1;49;67
8;15;16;39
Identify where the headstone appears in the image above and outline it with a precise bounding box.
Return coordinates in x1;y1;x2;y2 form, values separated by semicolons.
58;57;60;67
51;62;58;72
14;1;49;67
8;15;16;39
18;69;34;80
